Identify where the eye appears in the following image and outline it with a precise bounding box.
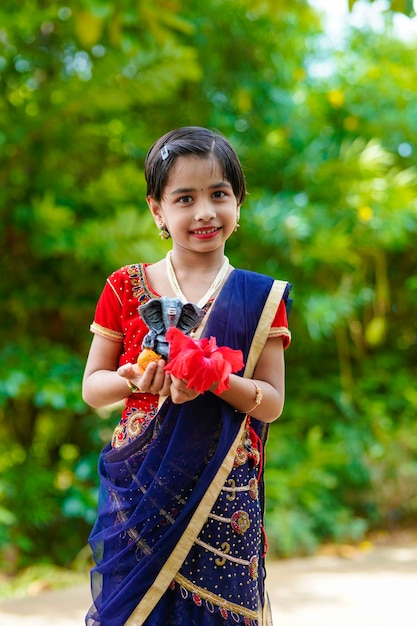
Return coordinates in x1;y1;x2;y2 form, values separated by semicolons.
177;195;193;204
212;190;226;199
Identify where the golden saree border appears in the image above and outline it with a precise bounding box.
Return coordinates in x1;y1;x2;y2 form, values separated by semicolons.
125;416;247;626
125;277;289;625
244;279;288;379
173;572;259;621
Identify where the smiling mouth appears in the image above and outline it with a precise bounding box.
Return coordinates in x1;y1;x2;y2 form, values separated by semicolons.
192;227;220;235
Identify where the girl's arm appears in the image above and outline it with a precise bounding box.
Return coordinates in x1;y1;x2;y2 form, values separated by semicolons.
82;334;171;408
170;335;286;423
224;335;285;423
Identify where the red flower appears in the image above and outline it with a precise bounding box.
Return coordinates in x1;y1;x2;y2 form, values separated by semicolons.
164;327;244;395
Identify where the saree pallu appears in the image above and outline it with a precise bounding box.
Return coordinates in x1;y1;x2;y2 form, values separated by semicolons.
86;270;291;626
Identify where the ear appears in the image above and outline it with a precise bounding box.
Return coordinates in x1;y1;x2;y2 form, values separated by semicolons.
146;196;163;227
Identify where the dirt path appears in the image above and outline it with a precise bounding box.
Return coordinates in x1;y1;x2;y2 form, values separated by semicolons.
1;541;416;625
268;541;417;625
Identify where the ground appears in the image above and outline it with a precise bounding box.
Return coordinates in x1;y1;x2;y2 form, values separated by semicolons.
1;537;416;625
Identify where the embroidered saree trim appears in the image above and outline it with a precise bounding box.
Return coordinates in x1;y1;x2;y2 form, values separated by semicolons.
125;417;247;626
223;483;252;493
244;279;288;380
173;572;259;621
194;537;251;566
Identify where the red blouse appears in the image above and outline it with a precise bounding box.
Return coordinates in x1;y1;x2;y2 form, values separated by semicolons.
90;264;291;447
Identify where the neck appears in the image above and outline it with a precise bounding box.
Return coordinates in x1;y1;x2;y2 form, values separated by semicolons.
165;250;230;308
169;248;226;271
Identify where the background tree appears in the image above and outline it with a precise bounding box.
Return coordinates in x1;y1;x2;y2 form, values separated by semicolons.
0;0;416;573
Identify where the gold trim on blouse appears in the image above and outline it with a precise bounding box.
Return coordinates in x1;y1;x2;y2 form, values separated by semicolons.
89;321;123;342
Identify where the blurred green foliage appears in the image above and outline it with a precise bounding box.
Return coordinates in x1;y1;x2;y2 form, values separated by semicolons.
0;0;416;571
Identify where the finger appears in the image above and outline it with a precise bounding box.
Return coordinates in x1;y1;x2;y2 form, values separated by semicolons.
160;373;172;397
132;361;156;391
170;382;192;404
117;363;135;378
170;375;189;394
170;390;186;405
148;360;167;393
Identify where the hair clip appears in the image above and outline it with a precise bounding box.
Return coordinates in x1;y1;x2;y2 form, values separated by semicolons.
161;145;169;160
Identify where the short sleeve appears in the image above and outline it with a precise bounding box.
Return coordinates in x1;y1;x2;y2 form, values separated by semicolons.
90;271;124;342
269;299;291;349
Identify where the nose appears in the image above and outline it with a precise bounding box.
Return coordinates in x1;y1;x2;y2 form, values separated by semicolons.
194;198;216;222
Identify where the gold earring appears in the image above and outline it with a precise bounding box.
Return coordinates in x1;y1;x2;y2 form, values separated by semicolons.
158;224;171;240
233;222;240;233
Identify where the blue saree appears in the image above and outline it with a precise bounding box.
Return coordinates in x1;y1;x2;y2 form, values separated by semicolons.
86;269;291;626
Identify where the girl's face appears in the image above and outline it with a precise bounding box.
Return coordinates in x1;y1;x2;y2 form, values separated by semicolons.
147;155;240;255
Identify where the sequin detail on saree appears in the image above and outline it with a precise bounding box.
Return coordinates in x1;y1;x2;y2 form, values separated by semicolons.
168;421;264;625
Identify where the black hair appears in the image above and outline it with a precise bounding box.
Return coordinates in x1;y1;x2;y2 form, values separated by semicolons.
144;126;246;205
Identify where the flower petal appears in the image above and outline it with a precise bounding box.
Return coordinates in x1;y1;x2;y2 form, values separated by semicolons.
165;328;244;394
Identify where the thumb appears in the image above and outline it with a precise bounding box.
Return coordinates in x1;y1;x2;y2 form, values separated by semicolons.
117;363;134;378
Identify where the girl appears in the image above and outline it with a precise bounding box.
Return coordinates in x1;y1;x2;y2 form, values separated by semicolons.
83;126;291;626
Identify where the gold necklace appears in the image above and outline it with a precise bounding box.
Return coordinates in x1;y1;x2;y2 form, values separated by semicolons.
166;250;229;308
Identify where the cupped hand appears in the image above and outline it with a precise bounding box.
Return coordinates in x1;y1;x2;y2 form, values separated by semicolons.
169;375;201;405
118;359;171;396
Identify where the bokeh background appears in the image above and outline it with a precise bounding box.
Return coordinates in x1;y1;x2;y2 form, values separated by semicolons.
1;0;416;593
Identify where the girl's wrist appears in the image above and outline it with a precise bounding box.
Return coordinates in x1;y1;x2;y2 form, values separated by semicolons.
125;378;143;394
214;376;263;414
